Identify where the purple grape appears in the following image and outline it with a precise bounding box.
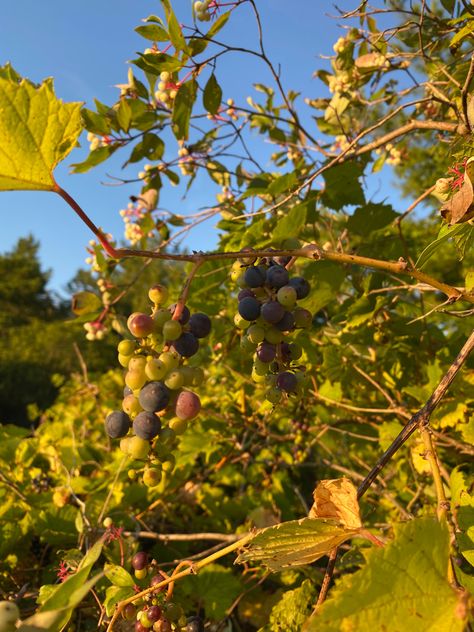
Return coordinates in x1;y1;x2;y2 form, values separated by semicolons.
289;276;310;299
276;371;298;392
132;551;148;570
293;307;312;328
261;301;285;324
133;411;162;439
123;385;133;397
139;382;171;412
168;303;190;324
175;391;201;420
280;342;291;361
147;606;162;622
237;288;255;301
266;265;289;289
256;342;276;362
272;255;291;267
188;313;211;338
275;311;295;331
105;411;131;438
150;572;168;591
172;332;199;357
238;297;261;321
244;265;267;288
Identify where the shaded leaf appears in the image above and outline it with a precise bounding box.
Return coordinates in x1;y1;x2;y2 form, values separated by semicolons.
0;72;82;191
322;161;365;210
347;203;398;236
172;79;197;140
236;518;359;572
203;73;222;116
273;203;307;241
415;222;467;269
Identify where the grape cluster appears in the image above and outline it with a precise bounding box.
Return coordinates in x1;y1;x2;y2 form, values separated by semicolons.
104;284;211;486
123;551;201;631
231;253;312;404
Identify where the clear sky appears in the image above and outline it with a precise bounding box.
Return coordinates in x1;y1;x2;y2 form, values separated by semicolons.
0;1;384;295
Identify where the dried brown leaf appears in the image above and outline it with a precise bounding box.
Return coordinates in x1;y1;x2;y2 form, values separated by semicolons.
441;168;474;224
309;478;362;530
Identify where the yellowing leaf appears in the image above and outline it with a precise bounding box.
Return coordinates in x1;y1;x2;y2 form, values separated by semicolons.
235;518;359;572
0;71;82;191
309;478;362;530
441;165;474;225
305;517;466;632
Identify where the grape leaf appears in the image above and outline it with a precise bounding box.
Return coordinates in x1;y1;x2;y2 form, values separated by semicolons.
305;517;466;632
236;518;360;572
309;478;362;530
0;70;82;191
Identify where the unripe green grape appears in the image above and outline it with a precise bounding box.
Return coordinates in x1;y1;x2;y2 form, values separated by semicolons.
128;468;137;479
247;324;265;344
122;394;142;417
251;369;266;383
159;351;180;371
120;437;132;455
234;313;251;329
103;516;113;528
240;336;257;352
125;370;147;391
129;356;147;372
135;567;148;580
148;284;168;306
165;369;185;390
164;602;183;622
264;327;284;344
277;285;297;308
118;339;136;355
265;387;282;404
159;427;176;444
145;358;167;381
163;319;183;341
293;307;312;328
118;353;131;368
162;455;175;472
154;442;171;460
177;615;187;627
192;367;205;386
148;333;163;348
143;467;162;487
169;417;188;435
153;308;172;330
128;436;151;460
253;358;269;376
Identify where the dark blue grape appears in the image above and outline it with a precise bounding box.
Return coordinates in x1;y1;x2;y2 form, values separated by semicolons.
238;288;255;301
266;265;289;289
172;332;199;357
276;371;298;392
289;276;310;299
133;411;161;439
188;313;211;338
272;255;291;267
139;382;170;412
256;342;276;362
275;311;295;331
168;303;190;324
105;411;131;438
281;342;291;362
261;301;285;324
238;297;261;321
244;265;267;288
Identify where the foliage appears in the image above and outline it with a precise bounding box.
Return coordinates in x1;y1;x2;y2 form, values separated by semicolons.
0;1;473;631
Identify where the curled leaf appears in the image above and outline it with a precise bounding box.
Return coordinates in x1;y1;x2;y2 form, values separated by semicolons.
441;166;474;224
309;478;362;530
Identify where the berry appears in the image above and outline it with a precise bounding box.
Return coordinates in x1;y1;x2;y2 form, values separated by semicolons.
168;303;190;324
148;284;168;305
132;551;148;570
261;301;285;324
128;313;155;337
133;411;162;440
266;265;289;288
238;297;261;321
276;371;298;392
175;391;201;420
188;313;212;338
139;382;171;412
172;332;199;357
105;411;131;438
289;276;310;299
244;265;267;287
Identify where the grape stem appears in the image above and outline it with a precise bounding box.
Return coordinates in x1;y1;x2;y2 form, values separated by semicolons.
171;259;205;322
53;183;473;304
105;532;255;631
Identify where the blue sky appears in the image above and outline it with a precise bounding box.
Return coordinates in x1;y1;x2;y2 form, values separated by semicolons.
0;1;379;294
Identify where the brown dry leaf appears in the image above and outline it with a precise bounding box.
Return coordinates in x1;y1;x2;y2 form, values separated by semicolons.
309;478;362;530
440;167;474;224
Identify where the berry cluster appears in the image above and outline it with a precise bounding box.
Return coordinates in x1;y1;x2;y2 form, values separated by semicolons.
154;71;179;105
231;254;312;405
194;0;213;21
104;285;211;485
124;551;202;631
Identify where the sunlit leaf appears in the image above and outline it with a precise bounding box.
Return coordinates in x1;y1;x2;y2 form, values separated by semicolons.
0;70;82;191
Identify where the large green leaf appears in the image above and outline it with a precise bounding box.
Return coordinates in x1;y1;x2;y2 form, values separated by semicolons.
305;517;465;632
236;518;359;572
172;79;198;140
322;161;366;210
347;203;399;235
0;70;82;191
